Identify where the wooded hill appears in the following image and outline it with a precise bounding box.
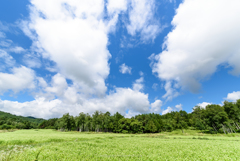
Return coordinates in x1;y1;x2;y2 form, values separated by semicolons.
0;111;44;129
39;100;240;134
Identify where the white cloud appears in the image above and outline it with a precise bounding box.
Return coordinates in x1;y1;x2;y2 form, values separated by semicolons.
162;81;179;101
0;0;164;118
162;103;182;115
197;102;211;109
150;99;162;113
162;106;173;115
127;0;160;42
150;0;240;96
0;50;15;70
125;110;141;118
9;46;25;53
0;66;35;93
119;63;132;74
0;40;12;47
0;98;63;119
23;0;114;96
21;0;160;97
133;77;144;91
45;73;68;97
0;71;159;119
0;87;152;119
226;91;240;102
192;102;212;111
175;103;182;111
107;0;128;15
23;54;41;68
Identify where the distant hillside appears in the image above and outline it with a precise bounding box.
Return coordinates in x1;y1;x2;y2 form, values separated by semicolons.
0;111;45;129
0;111;45;123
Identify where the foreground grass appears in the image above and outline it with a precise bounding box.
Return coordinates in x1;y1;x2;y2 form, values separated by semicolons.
0;130;240;160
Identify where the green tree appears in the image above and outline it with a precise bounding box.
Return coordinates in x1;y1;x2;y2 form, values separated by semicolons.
145;120;157;133
113;112;124;133
205;105;228;133
75;112;86;132
223;101;240;122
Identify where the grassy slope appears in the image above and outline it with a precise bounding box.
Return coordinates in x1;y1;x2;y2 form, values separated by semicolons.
0;111;45;124
0;129;240;160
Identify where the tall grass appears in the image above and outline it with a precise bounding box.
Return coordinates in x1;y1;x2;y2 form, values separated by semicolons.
0;129;240;160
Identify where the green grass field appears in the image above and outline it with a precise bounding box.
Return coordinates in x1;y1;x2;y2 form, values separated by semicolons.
0;130;240;160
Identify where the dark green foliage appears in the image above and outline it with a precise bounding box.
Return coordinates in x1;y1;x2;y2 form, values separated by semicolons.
0;110;44;129
223;101;240;122
195;119;205;131
38;118;58;129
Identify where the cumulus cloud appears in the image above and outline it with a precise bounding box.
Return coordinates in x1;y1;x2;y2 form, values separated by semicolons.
119;63;132;74
0;66;35;93
192;102;212;112
0;98;63;119
0;87;152;119
150;99;162;113
23;0;113;96
150;0;240;98
0;0;163;118
197;102;212;109
162;106;173;115
175;103;182;111
22;0;160;97
0;71;161;119
20;0;160;97
162;103;182;115
45;74;68;97
226;91;240;102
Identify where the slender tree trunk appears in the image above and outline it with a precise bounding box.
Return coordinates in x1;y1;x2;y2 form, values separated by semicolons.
236;122;240;129
221;124;226;134
212;124;217;132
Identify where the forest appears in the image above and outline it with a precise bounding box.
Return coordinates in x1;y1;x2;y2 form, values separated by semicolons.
1;100;240;134
40;99;240;134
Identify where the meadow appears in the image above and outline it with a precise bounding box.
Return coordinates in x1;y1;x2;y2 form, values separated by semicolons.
0;130;240;160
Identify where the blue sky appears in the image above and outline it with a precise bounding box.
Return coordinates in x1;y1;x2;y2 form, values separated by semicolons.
0;0;240;119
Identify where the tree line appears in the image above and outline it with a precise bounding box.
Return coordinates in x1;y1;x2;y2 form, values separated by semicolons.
38;99;240;134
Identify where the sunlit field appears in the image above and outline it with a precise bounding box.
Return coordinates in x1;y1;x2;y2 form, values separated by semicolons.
1;130;240;160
